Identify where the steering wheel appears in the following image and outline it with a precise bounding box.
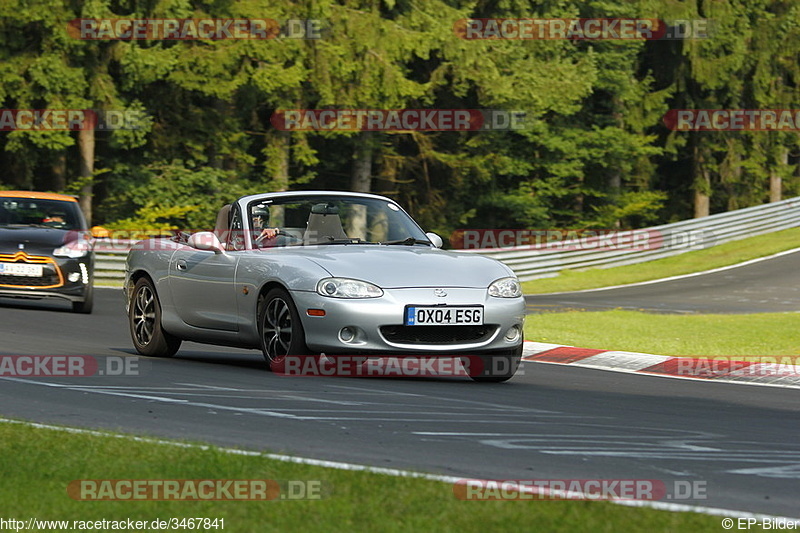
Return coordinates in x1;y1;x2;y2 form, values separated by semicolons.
255;230;303;246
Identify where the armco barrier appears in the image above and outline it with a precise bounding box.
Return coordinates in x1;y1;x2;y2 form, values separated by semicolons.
457;196;800;280
92;197;800;284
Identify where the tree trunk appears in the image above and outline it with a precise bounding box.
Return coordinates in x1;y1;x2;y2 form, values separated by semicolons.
609;97;623;228
51;152;66;192
269;131;290;226
351;131;373;192
78;127;95;225
725;148;741;211
692;141;710;218
693;187;709;218
769;148;787;203
348;131;373;239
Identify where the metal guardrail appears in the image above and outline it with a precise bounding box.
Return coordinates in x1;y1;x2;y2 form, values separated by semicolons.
93;242;134;284
93;196;800;284
457;196;800;280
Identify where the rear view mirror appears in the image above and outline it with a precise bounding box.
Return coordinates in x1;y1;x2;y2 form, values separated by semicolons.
426;232;444;248
188;232;225;254
90;226;109;238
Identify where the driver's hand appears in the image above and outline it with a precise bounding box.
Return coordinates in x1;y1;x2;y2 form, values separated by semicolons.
258;227;279;240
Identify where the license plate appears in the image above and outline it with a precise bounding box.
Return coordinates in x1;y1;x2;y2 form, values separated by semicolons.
0;263;43;277
405;306;483;326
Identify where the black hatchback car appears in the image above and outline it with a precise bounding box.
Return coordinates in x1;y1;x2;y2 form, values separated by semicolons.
0;191;103;313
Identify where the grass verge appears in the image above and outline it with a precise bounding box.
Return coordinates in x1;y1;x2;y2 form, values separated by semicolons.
524;310;800;357
0;420;725;532
521;227;800;294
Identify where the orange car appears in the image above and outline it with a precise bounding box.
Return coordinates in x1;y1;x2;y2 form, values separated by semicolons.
0;191;102;313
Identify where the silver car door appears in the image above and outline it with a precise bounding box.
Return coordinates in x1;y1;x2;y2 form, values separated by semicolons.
168;205;244;331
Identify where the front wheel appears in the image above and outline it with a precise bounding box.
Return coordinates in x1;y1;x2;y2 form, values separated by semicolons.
72;284;93;314
129;277;181;357
258;288;310;371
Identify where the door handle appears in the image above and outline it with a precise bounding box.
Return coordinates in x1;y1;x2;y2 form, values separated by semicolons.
176;259;187;271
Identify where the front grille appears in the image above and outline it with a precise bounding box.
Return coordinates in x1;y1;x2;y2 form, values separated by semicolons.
380;325;496;345
0;271;61;287
0;252;64;289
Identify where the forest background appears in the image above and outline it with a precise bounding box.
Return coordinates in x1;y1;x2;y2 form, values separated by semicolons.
1;0;798;238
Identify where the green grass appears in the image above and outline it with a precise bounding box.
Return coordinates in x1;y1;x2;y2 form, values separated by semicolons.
0;420;725;532
525;310;800;357
521;227;800;294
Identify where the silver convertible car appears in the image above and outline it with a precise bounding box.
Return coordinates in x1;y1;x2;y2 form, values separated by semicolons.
124;191;525;382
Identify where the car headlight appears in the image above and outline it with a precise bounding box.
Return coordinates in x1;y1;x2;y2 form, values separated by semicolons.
317;278;383;299
488;277;522;298
53;241;89;258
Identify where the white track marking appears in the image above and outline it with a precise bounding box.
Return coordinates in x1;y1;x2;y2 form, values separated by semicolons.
1;417;797;521
535;247;800;295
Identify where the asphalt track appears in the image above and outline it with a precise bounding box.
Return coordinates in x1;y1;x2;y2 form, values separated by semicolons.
1;286;799;517
526;248;800;314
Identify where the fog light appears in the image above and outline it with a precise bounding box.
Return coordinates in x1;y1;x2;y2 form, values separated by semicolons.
339;327;356;343
504;325;521;342
68;272;80;283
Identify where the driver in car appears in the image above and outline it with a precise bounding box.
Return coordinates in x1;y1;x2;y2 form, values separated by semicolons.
42;210;67;227
252;206;280;245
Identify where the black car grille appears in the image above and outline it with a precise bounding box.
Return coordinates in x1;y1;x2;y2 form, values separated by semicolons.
380;325;496;345
0;252;63;288
0;271;61;287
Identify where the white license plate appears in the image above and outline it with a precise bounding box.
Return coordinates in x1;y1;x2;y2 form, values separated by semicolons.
0;263;43;277
405;306;483;326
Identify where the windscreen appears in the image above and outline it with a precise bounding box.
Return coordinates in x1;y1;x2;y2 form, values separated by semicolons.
248;195;429;247
0;198;82;231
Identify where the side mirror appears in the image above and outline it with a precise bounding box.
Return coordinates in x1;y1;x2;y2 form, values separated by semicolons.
90;226;110;238
426;232;444;249
188;232;225;254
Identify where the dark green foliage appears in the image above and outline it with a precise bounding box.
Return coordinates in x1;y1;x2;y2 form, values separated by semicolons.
0;0;797;234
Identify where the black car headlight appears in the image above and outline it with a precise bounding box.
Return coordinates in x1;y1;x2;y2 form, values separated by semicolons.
54;241;89;258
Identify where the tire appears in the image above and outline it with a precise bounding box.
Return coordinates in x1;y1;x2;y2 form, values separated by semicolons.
469;345;522;383
129;277;181;357
72;284;93;314
258;288;310;371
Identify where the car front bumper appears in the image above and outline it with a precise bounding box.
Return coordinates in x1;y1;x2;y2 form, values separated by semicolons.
291;287;525;355
0;256;92;303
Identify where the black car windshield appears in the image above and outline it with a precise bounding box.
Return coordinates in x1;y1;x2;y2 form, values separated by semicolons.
0;197;81;230
248;195;429;247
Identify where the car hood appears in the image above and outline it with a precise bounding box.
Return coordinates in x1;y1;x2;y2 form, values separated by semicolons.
0;226;77;255
301;245;513;288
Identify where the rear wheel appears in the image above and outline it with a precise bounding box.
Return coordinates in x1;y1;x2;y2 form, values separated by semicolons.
129;277;181;357
258;288;310;371
469;345;522;383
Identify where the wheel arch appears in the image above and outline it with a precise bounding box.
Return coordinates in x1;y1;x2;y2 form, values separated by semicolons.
256;280;291;306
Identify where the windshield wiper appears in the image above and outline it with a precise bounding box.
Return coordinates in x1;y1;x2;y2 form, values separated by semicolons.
11;223;53;229
380;237;431;246
315;238;371;245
